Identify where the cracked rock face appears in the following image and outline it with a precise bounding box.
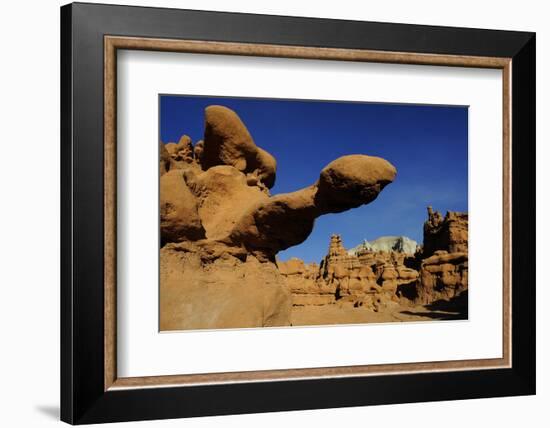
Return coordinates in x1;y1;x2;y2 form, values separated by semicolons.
159;105;396;330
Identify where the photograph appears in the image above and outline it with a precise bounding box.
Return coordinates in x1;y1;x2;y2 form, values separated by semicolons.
159;95;469;331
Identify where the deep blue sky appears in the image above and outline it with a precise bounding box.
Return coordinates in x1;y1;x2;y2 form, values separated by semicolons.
160;95;468;263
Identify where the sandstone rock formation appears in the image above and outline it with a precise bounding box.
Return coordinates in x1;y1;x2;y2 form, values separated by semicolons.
348;236;418;256
279;234;420;312
159;105;397;330
225;154;396;261
414;207;468;304
201;106;277;190
161;244;291;330
423;206;468;257
165;134;194;166
160;169;205;244
277;258;329;306
278;206;468;316
415;251;468;304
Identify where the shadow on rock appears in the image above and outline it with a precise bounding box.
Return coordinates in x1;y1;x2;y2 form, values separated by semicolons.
400;291;468;321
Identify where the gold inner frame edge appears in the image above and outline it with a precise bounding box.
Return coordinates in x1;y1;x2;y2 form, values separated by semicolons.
104;35;512;391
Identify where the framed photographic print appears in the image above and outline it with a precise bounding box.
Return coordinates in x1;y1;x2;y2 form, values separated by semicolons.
60;2;536;424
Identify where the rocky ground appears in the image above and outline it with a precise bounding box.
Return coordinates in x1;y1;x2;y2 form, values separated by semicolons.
278;208;468;326
291;301;467;326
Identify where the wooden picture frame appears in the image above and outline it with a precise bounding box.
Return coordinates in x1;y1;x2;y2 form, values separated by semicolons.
61;2;535;424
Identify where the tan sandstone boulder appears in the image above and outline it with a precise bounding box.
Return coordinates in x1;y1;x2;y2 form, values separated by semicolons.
160;244;291;330
165;135;194;165
159;141;172;176
201;105;276;190
160;168;205;243
185;165;268;240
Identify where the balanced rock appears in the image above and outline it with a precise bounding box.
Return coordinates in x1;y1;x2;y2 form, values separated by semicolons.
224;155;396;260
317;155;396;213
159;105;398;330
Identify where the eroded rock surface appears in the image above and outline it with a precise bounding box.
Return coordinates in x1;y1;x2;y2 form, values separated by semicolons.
226;154;396;261
202;105;276;190
279;234;420;312
415;207;469;304
159;105;397;330
415;251;468;304
423;206;468;256
159;168;205;243
160;242;291;330
278;207;468;316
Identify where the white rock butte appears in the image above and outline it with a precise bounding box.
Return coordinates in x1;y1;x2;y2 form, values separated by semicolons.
348;236;418;256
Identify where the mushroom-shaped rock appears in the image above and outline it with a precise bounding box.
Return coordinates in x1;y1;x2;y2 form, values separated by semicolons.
202;105;276;189
157;105;402;331
317;155;396;213
224;155;396;259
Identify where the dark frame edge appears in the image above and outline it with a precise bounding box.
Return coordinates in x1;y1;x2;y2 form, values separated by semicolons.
61;3;74;425
510;33;536;394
